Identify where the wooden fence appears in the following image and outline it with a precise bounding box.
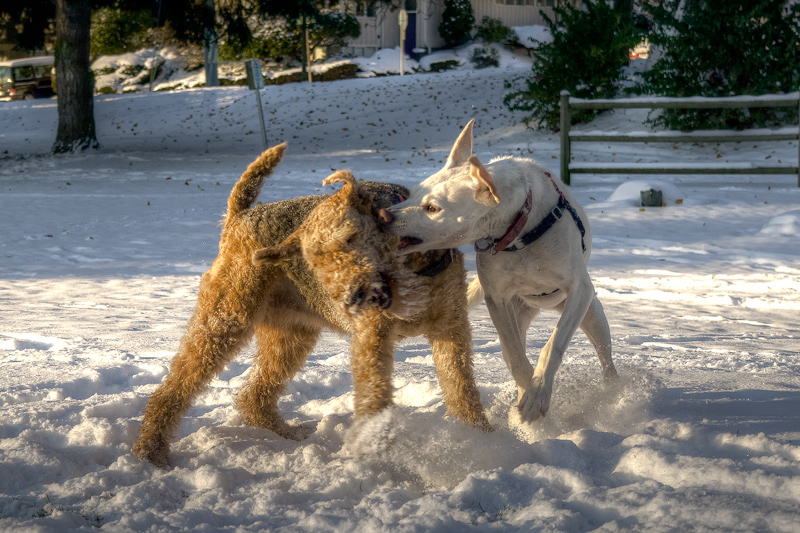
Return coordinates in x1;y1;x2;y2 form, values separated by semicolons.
558;91;800;187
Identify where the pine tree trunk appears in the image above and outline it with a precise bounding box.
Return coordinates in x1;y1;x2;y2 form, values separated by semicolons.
52;0;98;153
614;0;633;28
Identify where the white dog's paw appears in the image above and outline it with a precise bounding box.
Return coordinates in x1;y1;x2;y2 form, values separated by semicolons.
516;376;552;422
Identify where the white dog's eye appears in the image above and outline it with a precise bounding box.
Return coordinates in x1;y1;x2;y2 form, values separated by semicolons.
423;203;441;214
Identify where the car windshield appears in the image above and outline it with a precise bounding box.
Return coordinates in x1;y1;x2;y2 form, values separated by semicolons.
0;67;11;83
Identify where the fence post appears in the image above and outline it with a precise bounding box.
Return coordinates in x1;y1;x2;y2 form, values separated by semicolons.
560;90;571;185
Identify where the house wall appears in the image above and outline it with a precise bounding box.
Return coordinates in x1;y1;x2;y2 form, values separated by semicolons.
475;1;557;27
342;0;571;57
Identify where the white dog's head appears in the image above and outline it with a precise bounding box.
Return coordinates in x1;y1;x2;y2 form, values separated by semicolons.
379;120;502;253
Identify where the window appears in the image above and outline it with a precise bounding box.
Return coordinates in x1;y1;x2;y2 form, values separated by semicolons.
355;0;378;17
12;66;35;80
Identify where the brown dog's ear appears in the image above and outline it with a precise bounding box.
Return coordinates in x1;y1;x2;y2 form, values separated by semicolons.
468;155;500;206
322;170;356;192
252;232;302;266
444;119;474;169
323;169;371;213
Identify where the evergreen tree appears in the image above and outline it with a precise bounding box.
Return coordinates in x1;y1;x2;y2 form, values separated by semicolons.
504;0;639;131
640;0;800;130
439;0;474;48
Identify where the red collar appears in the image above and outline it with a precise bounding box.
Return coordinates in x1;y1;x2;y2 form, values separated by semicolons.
474;189;532;255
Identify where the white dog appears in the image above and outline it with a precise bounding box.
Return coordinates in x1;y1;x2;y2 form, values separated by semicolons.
379;120;617;422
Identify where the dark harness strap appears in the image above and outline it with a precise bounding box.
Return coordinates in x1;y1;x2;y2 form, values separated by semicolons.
475;176;586;254
414;249;456;277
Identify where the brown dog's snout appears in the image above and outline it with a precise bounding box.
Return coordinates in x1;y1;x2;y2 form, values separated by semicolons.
378;208;394;224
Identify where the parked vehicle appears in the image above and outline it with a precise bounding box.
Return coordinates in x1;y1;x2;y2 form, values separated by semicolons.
629;38;650;60
0;56;55;101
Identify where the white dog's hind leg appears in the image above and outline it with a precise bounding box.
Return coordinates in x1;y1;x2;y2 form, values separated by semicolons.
580;296;617;380
486;294;538;390
484;294;537;394
517;279;595;422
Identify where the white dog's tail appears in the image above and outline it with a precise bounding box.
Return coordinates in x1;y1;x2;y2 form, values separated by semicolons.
466;276;484;310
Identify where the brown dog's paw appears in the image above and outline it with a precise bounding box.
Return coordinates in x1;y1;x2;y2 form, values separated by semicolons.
132;437;170;469
275;423;314;441
474;418;494;433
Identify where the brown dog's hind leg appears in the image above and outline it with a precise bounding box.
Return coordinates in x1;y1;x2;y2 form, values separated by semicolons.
236;323;320;440
132;267;265;468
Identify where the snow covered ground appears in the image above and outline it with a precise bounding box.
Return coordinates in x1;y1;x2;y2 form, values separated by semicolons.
1;52;799;531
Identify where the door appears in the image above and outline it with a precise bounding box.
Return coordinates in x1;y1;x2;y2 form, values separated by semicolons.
404;12;417;56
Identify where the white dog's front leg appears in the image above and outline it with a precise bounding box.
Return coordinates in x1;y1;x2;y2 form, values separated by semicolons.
517;279;595;422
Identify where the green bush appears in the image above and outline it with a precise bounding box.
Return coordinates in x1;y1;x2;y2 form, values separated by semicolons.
221;13;359;63
469;46;499;69
267;62;358;85
121;65;145;77
476;17;518;45
439;0;474;48
428;59;461;72
503;0;639;131
90;7;156;58
638;0;800;130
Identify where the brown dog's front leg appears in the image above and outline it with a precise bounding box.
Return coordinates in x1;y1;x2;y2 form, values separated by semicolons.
429;330;493;432
349;313;395;417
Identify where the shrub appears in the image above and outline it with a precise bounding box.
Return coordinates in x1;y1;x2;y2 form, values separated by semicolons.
439;0;475;48
476;17;518;45
267;62;358;85
90;7;156;58
469;46;500;69
428;59;460;72
503;0;640;131
221;13;359;63
638;0;800;130
121;65;145;77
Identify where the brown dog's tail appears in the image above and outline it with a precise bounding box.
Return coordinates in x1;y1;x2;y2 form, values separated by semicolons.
226;142;288;222
466;276;484;310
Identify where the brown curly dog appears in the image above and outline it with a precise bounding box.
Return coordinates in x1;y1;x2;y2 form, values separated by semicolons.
132;143;490;468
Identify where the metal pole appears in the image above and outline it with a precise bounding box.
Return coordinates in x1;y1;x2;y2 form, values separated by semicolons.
245;60;268;150
398;9;408;76
255;89;268;150
305;18;312;83
559;90;571;185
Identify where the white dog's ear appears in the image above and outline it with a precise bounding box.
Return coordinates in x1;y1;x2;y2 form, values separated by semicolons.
468;155;500;206
444;119;474;169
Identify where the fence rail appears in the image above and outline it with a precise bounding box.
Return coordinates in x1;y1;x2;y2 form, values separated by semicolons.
559;91;800;186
